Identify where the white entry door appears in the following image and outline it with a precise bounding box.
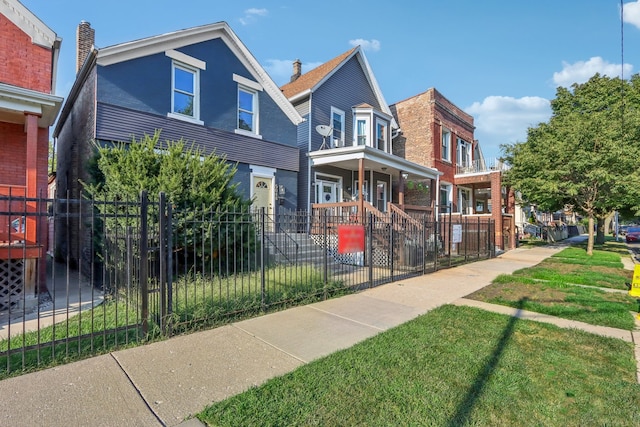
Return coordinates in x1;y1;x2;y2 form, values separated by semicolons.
319;181;337;203
253;176;274;217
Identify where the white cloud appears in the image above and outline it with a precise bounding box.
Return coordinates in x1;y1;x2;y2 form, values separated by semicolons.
465;96;552;158
348;38;381;52
239;8;268;25
263;59;324;86
623;0;640;28
552;57;632;87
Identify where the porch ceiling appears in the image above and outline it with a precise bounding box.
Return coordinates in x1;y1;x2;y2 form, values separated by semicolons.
0;83;63;127
309;145;442;180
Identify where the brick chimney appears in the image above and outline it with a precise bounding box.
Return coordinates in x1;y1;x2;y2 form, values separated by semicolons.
76;21;95;73
290;59;301;83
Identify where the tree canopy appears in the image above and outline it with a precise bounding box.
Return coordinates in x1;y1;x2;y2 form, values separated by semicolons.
502;74;640;254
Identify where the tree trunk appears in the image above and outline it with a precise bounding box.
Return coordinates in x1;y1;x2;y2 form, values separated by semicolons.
586;215;595;256
596;216;606;245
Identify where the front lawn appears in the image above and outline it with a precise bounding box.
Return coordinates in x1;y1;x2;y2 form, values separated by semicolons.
198;305;640;426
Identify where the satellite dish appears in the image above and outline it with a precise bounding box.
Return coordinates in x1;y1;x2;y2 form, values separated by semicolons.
315;125;333;137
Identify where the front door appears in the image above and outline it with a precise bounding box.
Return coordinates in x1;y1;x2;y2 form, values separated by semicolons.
376;181;387;212
253;176;274;218
319;181;337;203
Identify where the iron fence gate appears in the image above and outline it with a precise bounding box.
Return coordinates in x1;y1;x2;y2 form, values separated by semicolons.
0;191;495;376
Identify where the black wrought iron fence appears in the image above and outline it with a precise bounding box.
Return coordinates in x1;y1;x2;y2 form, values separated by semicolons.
0;192;495;376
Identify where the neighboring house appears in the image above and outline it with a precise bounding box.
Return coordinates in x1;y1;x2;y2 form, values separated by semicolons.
280;47;441;218
0;0;63;306
391;88;516;250
54;21;303;270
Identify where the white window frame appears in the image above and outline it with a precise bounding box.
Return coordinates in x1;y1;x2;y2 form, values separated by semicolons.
166;50;205;125
458;187;472;214
234;74;263;138
331;107;345;147
457;138;472;167
375;118;388;152
355;116;369;146
442;128;451;162
237;86;258;133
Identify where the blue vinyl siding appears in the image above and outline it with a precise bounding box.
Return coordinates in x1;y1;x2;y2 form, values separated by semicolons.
295;55;381;209
97;38;296;147
311;56;380;152
96;103;299;172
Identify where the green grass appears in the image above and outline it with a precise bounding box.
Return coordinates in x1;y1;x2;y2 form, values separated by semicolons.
198;305;640;426
467;246;637;330
0;264;345;379
512;264;632;290
471;275;637;330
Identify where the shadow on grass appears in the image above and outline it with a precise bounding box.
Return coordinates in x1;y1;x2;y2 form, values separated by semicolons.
447;298;527;427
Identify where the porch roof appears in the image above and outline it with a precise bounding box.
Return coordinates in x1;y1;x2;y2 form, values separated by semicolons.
308;145;442;180
0;83;63;127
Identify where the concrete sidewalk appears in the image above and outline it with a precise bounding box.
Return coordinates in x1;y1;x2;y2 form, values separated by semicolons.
0;236;634;427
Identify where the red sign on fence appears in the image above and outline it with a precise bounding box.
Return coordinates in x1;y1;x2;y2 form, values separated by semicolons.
337;225;365;254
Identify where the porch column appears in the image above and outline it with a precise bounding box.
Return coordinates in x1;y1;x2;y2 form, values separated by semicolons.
25;113;39;244
358;158;364;222
507;186;516;249
398;170;405;207
490;171;502;250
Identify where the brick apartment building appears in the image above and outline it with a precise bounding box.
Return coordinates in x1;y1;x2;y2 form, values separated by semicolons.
0;0;63;305
391;88;515;250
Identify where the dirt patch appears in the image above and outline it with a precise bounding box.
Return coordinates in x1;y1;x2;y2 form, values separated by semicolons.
468;281;567;304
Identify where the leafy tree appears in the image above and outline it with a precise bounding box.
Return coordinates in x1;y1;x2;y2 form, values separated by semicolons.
83;131;255;275
503;74;640;255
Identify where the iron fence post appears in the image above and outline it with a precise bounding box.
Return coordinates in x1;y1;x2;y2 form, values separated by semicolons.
323;209;328;289
260;207;266;311
167;202;173;335
389;213;394;280
448;203;453;267
159;192;167;335
140;190;149;337
368;212;374;287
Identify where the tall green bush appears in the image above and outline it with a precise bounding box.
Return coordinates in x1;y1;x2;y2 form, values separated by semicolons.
83;131;256;276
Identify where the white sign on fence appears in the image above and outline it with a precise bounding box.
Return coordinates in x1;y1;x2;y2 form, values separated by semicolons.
452;224;462;243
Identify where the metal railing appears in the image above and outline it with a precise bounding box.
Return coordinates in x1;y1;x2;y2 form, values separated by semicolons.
0;192;495;377
455;157;510;175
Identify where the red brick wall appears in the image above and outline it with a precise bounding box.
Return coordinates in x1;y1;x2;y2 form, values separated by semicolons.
0;15;52;93
391;88;476;211
0;122;26;186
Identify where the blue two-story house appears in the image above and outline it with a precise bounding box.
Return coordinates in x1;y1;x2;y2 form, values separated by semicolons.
54;21;303;267
280;47;441;219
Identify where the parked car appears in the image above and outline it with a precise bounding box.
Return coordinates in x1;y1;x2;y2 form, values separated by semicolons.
619;225;629;236
626;227;640;243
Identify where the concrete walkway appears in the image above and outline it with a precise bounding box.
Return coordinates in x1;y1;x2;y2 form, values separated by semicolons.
0;236;636;427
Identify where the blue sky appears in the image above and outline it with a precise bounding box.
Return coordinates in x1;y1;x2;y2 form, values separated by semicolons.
20;0;640;160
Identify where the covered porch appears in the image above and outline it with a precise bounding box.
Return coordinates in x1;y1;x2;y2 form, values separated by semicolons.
309;144;441;220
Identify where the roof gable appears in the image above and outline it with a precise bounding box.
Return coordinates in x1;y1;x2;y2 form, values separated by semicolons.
281;46;396;127
280;47;356;99
0;0;58;48
95;21;303;125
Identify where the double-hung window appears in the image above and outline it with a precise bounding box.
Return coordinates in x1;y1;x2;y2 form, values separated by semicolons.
442;129;451;162
166;50;205;124
234;74;262;137
331;107;345;147
356;118;367;145
457;138;471;167
376;119;387;151
238;87;256;132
